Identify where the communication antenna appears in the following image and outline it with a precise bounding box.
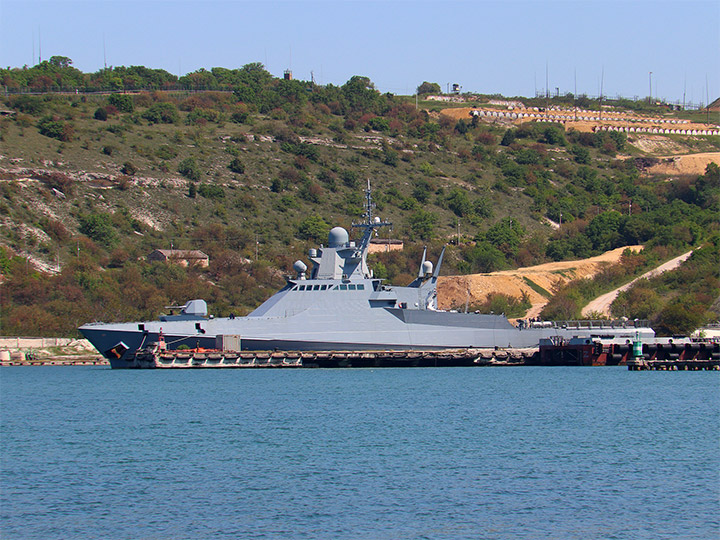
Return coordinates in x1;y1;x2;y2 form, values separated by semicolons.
706;75;710;125
545;60;549;118
103;34;107;69
599;66;604;122
574;67;577;120
38;27;42;63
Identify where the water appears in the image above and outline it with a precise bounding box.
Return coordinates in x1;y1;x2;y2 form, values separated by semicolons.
1;366;718;540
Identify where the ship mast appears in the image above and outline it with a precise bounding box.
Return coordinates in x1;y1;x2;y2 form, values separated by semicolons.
352;180;391;252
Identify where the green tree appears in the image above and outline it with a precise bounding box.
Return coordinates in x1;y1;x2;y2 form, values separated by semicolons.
542;125;565;145
197;183;225;199
342;76;380;113
143;102;179;124
586;211;624;251
178;157;201;182
416;81;441;95
571;144;590;164
500;129;516;146
78;213;117;246
464;242;507;273
94;107;108;121
408;209;437;240
37;116;72;141
298;215;330;242
108;93;134;113
446;188;472;217
486;217;525;257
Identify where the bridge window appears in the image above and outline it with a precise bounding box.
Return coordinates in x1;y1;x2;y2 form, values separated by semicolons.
348;284;356;290
339;284;347;290
320;284;328;290
357;284;365;290
298;285;306;291
313;285;320;291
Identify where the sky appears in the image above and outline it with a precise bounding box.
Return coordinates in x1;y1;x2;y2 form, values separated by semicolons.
1;0;718;105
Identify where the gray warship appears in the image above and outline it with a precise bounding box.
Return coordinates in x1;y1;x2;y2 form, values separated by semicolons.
80;186;655;368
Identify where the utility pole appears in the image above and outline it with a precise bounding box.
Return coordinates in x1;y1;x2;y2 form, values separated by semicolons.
648;72;652;103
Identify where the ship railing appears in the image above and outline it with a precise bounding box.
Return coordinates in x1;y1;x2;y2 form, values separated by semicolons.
538;319;650;330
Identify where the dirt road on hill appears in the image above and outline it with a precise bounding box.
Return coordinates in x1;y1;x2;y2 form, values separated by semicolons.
437;246;643;315
644;152;720;176
580;250;693;318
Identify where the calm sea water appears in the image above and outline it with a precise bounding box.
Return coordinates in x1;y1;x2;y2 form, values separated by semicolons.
1;366;718;540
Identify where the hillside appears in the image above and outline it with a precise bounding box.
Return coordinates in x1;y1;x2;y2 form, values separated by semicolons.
0;60;719;337
438;245;642;315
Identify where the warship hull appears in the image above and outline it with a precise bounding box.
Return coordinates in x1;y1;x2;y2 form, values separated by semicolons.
80;303;654;369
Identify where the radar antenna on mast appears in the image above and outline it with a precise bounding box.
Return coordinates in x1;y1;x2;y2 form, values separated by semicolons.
352;180;392;249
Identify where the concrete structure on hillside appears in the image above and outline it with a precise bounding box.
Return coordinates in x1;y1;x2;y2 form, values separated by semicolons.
368;238;404;254
147;249;209;268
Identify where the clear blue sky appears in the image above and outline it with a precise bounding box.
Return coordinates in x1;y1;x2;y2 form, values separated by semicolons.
1;0;718;104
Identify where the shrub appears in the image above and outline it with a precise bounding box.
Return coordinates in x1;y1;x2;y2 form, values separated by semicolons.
571;145;590;164
94;107;108;121
228;157;245;174
197;183;225;199
10;95;45;115
500;129;516;146
121;162;137;176
40;171;74;196
37;116;72;141
231;111;248;123
542;126;565;145
178;157;201;181
298;215;329;242
366;116;389;132
155;145;177;160
78;212;117;246
408;209;437;240
342;169;358;188
143;102;179;124
108;93;134;113
186;108;221;125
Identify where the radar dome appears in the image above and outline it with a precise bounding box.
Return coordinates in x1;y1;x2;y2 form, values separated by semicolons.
293;260;307;274
328;227;349;247
422;261;434;275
